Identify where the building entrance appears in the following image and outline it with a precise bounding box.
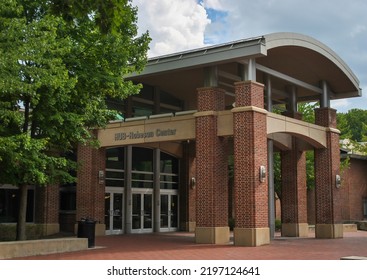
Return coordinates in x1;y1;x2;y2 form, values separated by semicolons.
160;192;178;232
131;190;153;233
105;189;124;235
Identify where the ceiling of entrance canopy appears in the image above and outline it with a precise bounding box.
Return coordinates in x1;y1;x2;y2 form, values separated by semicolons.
127;32;360;110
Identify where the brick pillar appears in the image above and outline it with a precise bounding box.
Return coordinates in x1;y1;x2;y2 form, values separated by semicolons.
179;141;196;232
232;81;269;246
35;184;60;236
195;87;229;244
76;142;106;236
314;107;343;238
281;112;308;237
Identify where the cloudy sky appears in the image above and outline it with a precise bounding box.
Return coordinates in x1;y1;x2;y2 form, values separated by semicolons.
132;0;366;112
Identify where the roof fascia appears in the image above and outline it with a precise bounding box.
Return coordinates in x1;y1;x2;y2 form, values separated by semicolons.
127;37;267;78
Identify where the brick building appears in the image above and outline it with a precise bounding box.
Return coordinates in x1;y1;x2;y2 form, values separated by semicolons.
0;33;363;246
307;152;367;224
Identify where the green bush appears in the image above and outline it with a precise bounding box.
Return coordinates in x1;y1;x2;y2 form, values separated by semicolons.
0;224;44;241
275;219;282;231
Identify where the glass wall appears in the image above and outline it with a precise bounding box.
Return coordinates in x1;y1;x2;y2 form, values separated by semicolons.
0;187;34;223
106;83;183;120
106;147;125;187
132;147;153;188
160;152;179;189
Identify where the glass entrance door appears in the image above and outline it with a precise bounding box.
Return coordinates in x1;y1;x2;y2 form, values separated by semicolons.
105;191;123;235
132;192;153;233
160;193;178;232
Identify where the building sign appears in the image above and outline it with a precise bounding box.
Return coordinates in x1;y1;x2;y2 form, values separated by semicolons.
98;115;195;147
114;128;177;142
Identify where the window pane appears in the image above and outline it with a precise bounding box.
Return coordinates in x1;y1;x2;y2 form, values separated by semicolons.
132;147;153;172
0;188;34;223
106;148;125;169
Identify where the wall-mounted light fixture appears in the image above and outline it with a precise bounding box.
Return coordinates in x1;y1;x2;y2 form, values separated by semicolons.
336;174;341;188
259;166;266;183
98;170;105;185
190;177;196;189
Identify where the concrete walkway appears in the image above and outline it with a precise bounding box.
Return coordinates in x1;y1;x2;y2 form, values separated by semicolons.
11;230;367;260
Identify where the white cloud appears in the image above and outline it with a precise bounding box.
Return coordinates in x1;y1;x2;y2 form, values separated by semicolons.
132;0;366;111
132;0;210;57
202;0;225;10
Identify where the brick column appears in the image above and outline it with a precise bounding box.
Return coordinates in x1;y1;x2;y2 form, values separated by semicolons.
314;107;343;238
195;87;229;244
35;184;60;236
76;142;106;236
232;81;269;246
281;112;308;237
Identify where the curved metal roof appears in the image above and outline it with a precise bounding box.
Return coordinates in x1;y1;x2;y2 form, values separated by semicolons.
261;32;360;99
128;32;361;109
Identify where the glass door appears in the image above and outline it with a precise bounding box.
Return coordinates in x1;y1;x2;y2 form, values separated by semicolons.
132;191;153;233
105;191;123;235
160;193;178;232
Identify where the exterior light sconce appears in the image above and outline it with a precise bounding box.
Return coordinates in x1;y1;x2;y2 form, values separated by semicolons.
336;174;341;188
259;166;266;183
190;177;196;189
98;170;105;185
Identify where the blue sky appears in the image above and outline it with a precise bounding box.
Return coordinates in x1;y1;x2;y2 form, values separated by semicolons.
133;0;366;112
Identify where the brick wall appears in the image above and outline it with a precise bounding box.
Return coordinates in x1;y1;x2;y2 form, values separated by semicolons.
179;141;196;230
314;108;342;224
340;157;367;221
76;141;105;223
233;81;268;228
281;141;307;224
35;184;59;224
195;87;228;228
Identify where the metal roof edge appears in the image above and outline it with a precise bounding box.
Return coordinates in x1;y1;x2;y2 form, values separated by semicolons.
127;36;266;78
264;32;360;94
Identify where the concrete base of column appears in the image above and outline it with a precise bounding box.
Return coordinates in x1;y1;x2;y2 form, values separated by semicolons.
234;227;270;247
39;223;60;236
315;224;343;239
182;221;196;232
282;223;309;237
195;226;230;244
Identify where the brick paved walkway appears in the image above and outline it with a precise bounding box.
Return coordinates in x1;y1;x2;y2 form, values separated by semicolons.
13;230;367;260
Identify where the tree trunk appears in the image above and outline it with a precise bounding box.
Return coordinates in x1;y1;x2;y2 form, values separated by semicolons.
16;184;28;241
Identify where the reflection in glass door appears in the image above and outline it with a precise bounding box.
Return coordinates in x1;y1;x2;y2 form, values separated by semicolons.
132;192;153;233
160;193;178;231
105;192;123;235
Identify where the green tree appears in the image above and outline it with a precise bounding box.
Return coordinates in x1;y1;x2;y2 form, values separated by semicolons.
0;0;150;240
337;109;367;142
337;109;367;155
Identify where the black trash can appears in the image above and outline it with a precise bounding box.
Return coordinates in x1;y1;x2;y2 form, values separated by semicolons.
77;218;96;248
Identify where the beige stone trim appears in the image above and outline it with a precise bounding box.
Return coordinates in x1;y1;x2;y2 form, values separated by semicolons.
231;106;268;115
193;111;218;117
195;226;230;244
234;80;265;87
315;224;343;239
95;223;106;236
282;223;309;237
326;127;341;134
233;227;270;247
39;223;60;236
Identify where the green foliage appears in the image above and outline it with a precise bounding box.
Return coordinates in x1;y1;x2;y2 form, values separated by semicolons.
275;219;282;231
337;109;367;142
0;0;150;239
0;223;44;241
0;0;150;186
